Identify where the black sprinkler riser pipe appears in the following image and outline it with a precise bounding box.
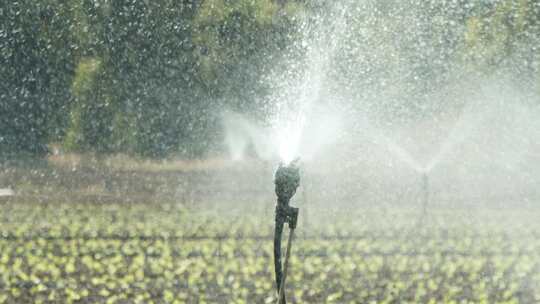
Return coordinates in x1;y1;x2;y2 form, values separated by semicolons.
273;159;300;302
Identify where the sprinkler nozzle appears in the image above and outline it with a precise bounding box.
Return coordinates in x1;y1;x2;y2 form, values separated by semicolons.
275;159;300;205
274;158;300;228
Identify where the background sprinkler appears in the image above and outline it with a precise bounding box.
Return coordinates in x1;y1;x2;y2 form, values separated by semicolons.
274;159;300;304
419;172;430;226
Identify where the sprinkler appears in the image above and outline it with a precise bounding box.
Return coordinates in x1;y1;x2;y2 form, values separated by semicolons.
274;158;300;304
418;172;429;226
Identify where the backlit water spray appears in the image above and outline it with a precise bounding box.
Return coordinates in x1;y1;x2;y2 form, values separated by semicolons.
268;4;349;303
270;5;348;165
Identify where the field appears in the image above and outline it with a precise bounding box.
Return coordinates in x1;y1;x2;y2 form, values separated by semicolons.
0;158;539;303
1;198;540;304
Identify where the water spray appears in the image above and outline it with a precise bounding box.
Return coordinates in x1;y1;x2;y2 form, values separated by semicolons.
273;158;300;304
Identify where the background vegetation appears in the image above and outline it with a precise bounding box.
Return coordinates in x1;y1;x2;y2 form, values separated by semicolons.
1;0;539;158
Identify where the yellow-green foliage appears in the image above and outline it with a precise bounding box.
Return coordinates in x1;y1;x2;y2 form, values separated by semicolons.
71;57;101;98
461;0;535;70
192;0;303;81
64;56;118;153
64;58;103;151
1;202;539;303
195;0;279;27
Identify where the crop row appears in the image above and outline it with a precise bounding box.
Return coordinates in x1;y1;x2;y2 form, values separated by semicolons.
0;202;539;303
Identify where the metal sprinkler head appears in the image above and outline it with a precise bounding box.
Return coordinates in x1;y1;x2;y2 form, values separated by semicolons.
274;158;301;207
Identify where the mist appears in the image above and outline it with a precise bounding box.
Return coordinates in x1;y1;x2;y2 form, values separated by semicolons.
218;0;540;211
2;0;540;303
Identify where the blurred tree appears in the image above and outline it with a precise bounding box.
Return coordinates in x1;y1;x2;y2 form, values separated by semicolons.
461;0;540;75
0;1;76;157
64;57;117;152
192;0;301;117
62;0;206;157
2;0;537;158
